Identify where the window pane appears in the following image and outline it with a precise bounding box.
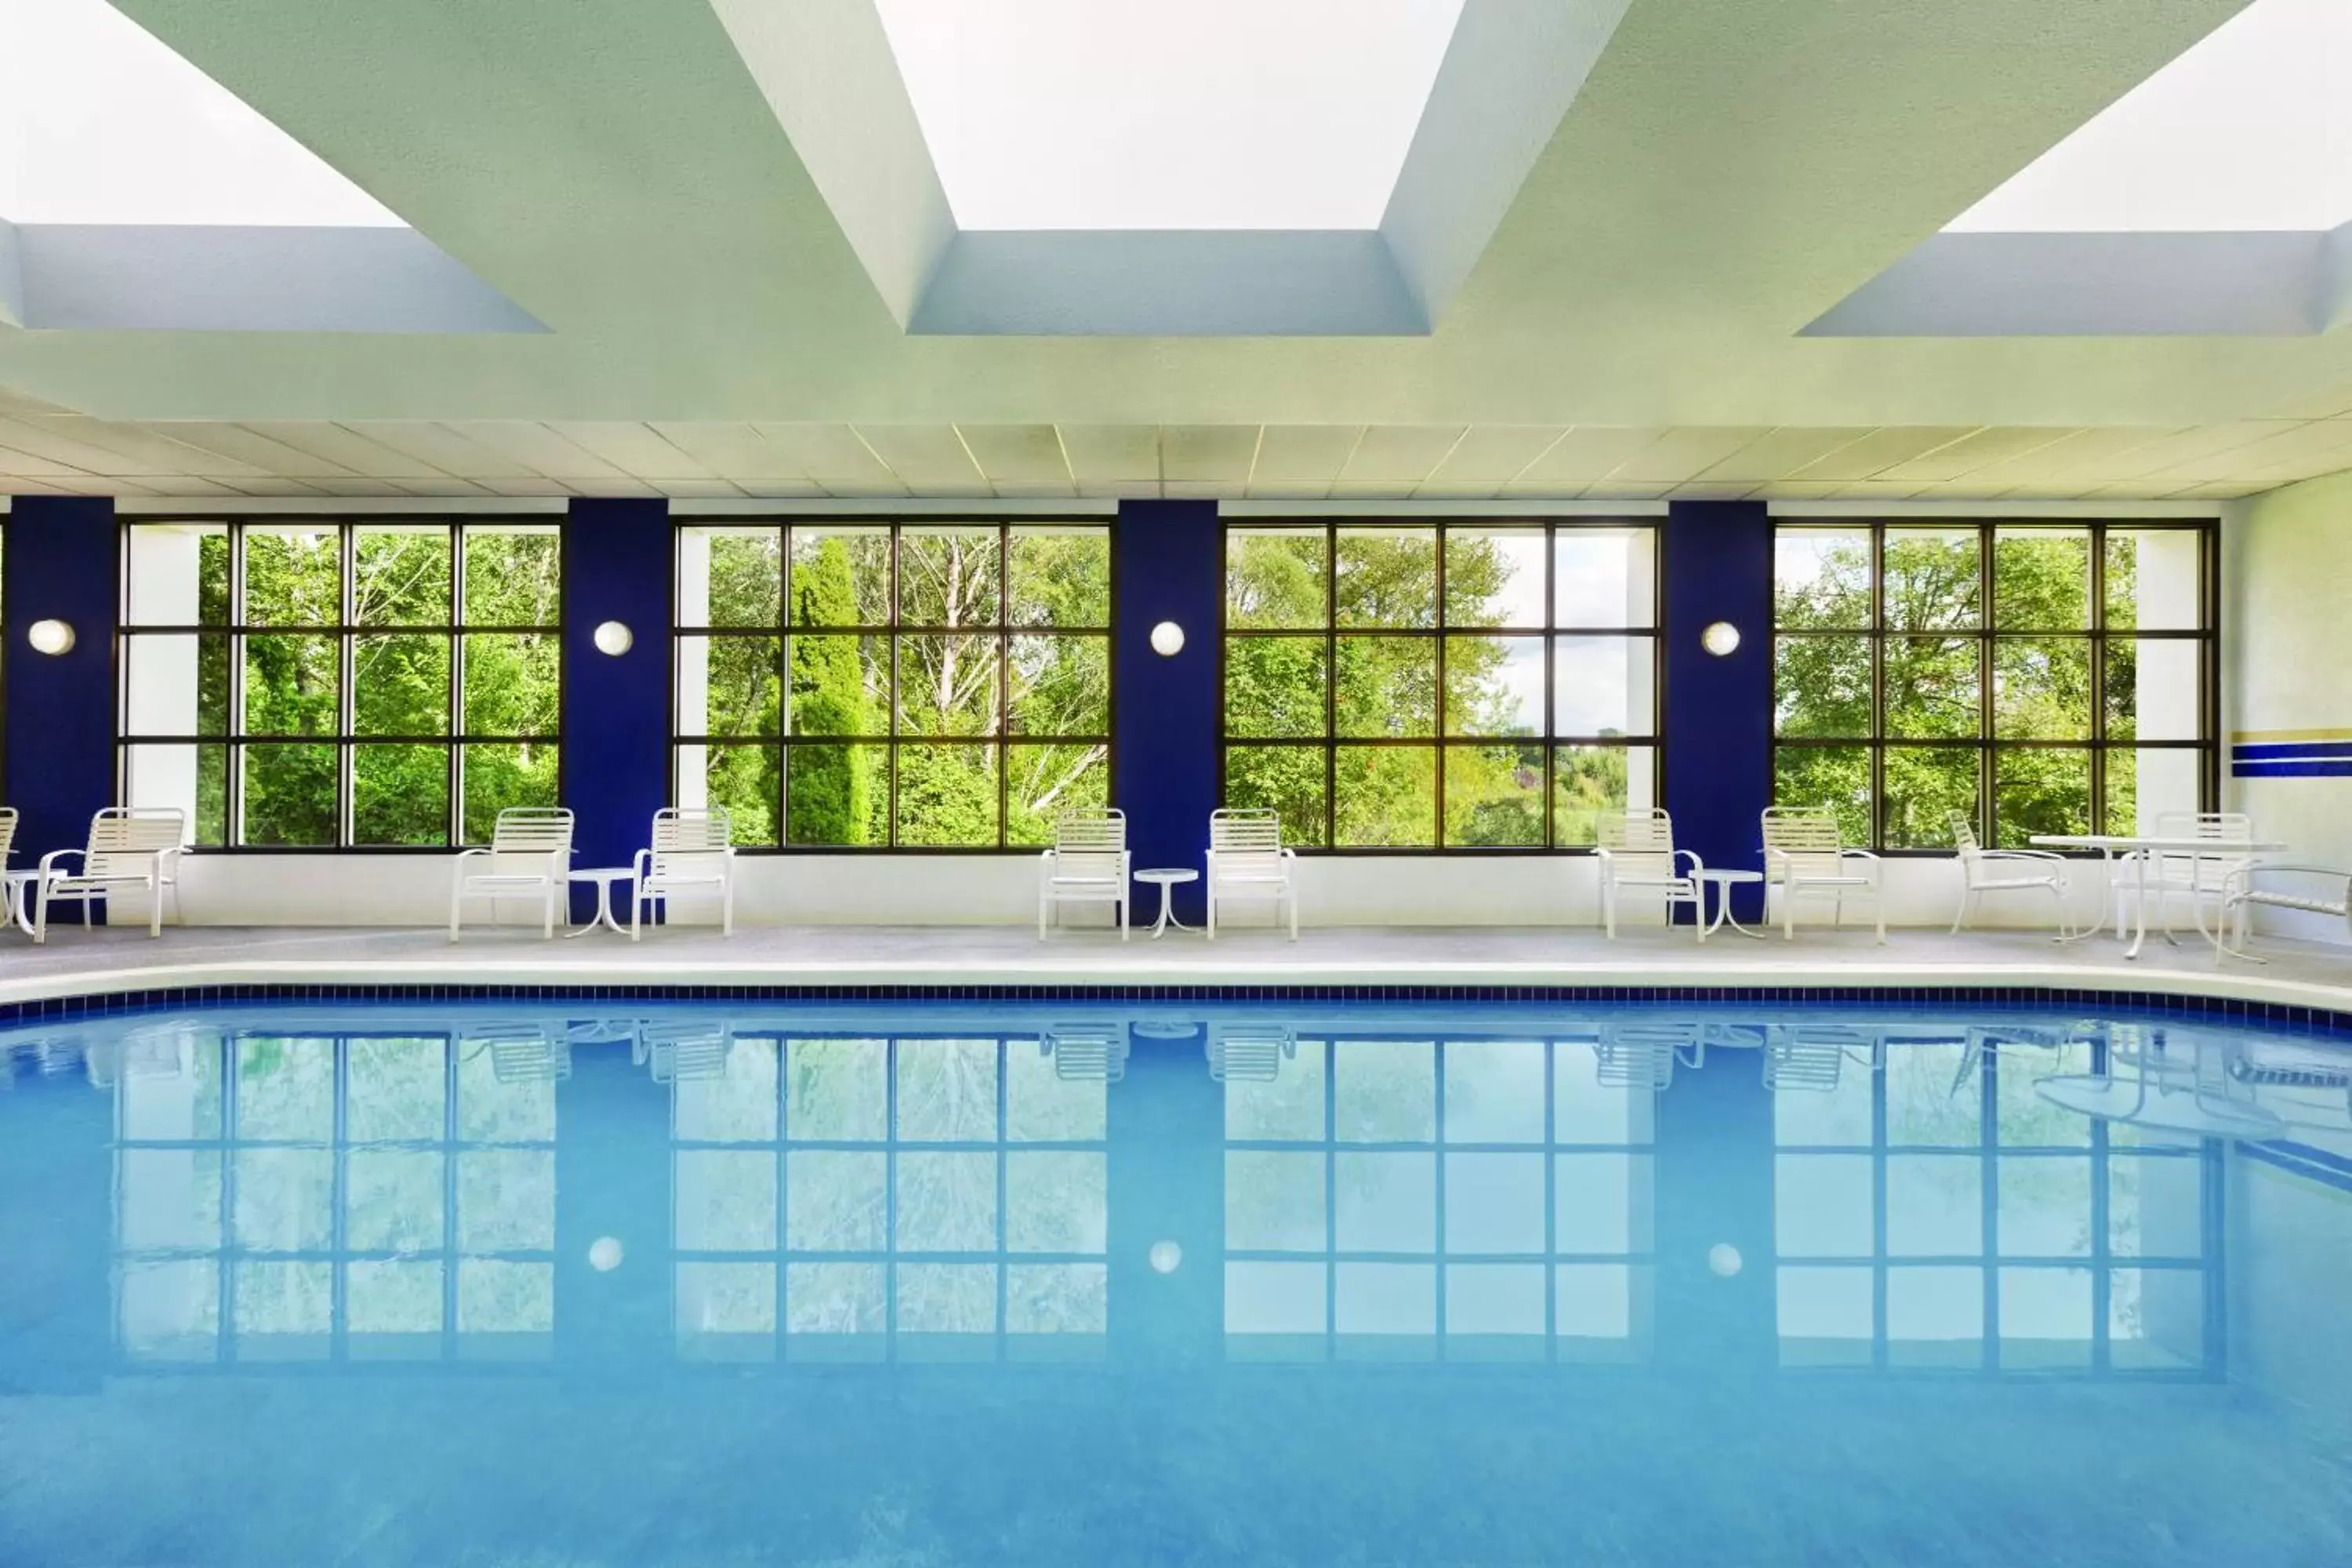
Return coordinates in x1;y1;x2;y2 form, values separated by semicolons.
125;634;230;735
241;744;337;846
2106;528;2201;630
1994;528;2089;630
1554;744;1651;847
1993;638;2092;739
1334;746;1436;847
898;526;1000;626
124;743;228;845
1882;528;1979;631
354;634;450;737
895;743;999;845
1774;528;1870;628
787;634;887;735
463;633;561;736
354;745;449;845
1993;748;2092;846
1775;635;1870;737
1227;528;1327;629
1225;636;1327;739
1884;637;1978;739
783;744;887;845
1552;635;1651;738
1443;744;1544;846
1007;743;1108;847
1338;636;1438;738
1008;635;1108;735
354;527;452;625
895;635;1000;735
1883;746;1977;848
1222;746;1327;847
460;742;559;843
1775;746;1870;848
1009;528;1109;628
1444;528;1544;628
677;636;780;738
1442;635;1542;736
243;635;338;735
702;743;782;845
2103;638;2202;742
2105;746;2202;838
1553;527;1655;629
1334;528;1436;629
461;528;561;626
701;528;783;628
788;527;891;626
125;522;229;626
243;528;340;626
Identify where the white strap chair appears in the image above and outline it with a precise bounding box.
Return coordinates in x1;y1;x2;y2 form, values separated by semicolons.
2214;863;2352;963
32;807;185;944
1948;811;2074;938
1761;805;1884;942
1205;808;1297;941
449;808;574;941
1037;807;1131;939
1595;808;1704;938
0;807;18;933
632;807;735;939
2121;811;2253;942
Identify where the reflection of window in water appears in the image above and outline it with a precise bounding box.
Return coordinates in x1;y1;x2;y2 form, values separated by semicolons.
1773;1024;2212;1372
671;1034;1109;1363
114;1026;558;1364
1223;1036;1655;1363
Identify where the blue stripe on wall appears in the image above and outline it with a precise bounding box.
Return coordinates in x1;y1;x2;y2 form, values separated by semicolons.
1661;501;1772;921
561;498;671;920
2232;760;2352;778
2231;742;2352;761
2;497;120;872
1112;500;1218;924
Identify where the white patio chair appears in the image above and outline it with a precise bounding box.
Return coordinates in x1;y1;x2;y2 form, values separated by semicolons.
31;807;185;944
2118;811;2253;942
1595;808;1703;938
1947;811;2074;937
0;807;17;931
1761;805;1884;942
631;807;735;939
448;807;574;941
1037;807;1131;939
1205;808;1298;941
2214;862;2352;963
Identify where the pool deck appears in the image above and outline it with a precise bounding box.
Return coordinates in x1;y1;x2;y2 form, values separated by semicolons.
4;918;2351;1014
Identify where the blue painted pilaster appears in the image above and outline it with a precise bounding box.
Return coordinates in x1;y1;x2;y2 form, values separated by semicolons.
1112;500;1220;921
3;496;120;866
1661;501;1773;920
561;498;670;917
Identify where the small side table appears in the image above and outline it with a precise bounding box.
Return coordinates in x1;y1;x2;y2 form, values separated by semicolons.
1134;868;1200;938
566;867;636;938
1696;869;1766;942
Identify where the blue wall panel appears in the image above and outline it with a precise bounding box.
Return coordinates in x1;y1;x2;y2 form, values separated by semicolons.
1112;500;1221;922
1661;501;1773;920
561;499;670;918
3;497;119;866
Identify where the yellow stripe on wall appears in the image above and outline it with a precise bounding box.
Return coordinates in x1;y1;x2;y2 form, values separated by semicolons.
2231;728;2352;743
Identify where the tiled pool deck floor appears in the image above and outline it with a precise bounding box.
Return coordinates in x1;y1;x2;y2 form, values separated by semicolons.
3;918;2350;1016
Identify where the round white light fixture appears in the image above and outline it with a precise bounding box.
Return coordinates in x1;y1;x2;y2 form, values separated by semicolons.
1700;621;1741;658
1149;1240;1183;1275
1149;620;1185;657
588;1236;625;1272
1708;1243;1743;1278
592;620;634;656
26;619;74;656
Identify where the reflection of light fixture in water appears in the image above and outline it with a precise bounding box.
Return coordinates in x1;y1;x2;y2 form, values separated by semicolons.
1149;620;1185;656
1700;621;1740;656
1133;1019;1201;1040
1708;1243;1742;1278
1149;1240;1183;1274
590;1236;625;1272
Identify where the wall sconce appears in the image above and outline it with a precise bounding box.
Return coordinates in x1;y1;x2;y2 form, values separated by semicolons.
1149;620;1185;657
26;619;75;656
1700;621;1741;657
592;620;634;656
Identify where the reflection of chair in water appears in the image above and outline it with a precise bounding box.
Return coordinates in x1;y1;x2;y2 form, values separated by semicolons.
1593;1023;1700;1091
2036;1029;2284;1139
1207;1025;1296;1083
1042;1025;1130;1083
638;1021;731;1083
466;1023;572;1084
1762;1025;1878;1092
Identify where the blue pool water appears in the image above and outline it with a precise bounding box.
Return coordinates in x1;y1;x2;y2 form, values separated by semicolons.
3;999;2351;1564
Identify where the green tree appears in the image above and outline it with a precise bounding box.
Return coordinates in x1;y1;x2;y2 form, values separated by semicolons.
786;537;874;844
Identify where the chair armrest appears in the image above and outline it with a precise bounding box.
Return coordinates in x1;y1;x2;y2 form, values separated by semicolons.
452;847;491;869
1675;849;1707;875
633;848;652;880
37;848;84;876
1978;849;2066;864
1040;848;1057;868
1839;848;1882;864
1279;848;1296;863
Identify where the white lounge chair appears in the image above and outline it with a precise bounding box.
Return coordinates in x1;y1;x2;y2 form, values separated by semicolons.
2118;811;2253;942
2215;862;2352;963
1947;811;2074;937
1205;808;1298;941
0;807;18;931
632;807;735;939
1761;805;1884;942
32;807;184;944
1595;808;1704;938
1037;807;1131;939
449;807;574;941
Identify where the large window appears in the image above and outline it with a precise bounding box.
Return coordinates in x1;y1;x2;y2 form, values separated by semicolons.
120;520;562;847
673;521;1112;848
1773;521;2216;848
1221;521;1658;849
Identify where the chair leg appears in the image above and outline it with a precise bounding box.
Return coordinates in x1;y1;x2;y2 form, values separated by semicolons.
1120;891;1130;942
1206;888;1217;941
33;883;49;946
448;884;463;943
543;885;556;940
1288;885;1298;942
151;882;163;938
1038;886;1050;942
1874;891;1886;946
722;880;735;938
1951;887;1970;936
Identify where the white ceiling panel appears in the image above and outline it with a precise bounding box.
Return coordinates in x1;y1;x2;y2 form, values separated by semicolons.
1503;427;1663;492
1874;426;2079;483
854;424;989;493
1606;427;1773;486
1688;427;1875;485
1057;425;1161;490
1334;424;1463;491
1414;426;1564;493
457;423;628;481
1160;425;1259;485
751;425;907;494
1783;427;1979;484
133;423;362;478
240;422;445;479
10;416;270;478
357;423;548;481
1248;425;1358;494
955;424;1074;492
546;423;715;481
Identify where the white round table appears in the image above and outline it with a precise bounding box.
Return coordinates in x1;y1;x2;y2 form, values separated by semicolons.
1134;868;1200;938
1695;869;1766;941
565;867;636;938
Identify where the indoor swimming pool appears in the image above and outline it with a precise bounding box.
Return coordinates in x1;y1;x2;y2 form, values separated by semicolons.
2;998;2349;1564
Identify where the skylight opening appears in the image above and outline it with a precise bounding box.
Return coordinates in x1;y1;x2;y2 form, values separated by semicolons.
870;0;1466;231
